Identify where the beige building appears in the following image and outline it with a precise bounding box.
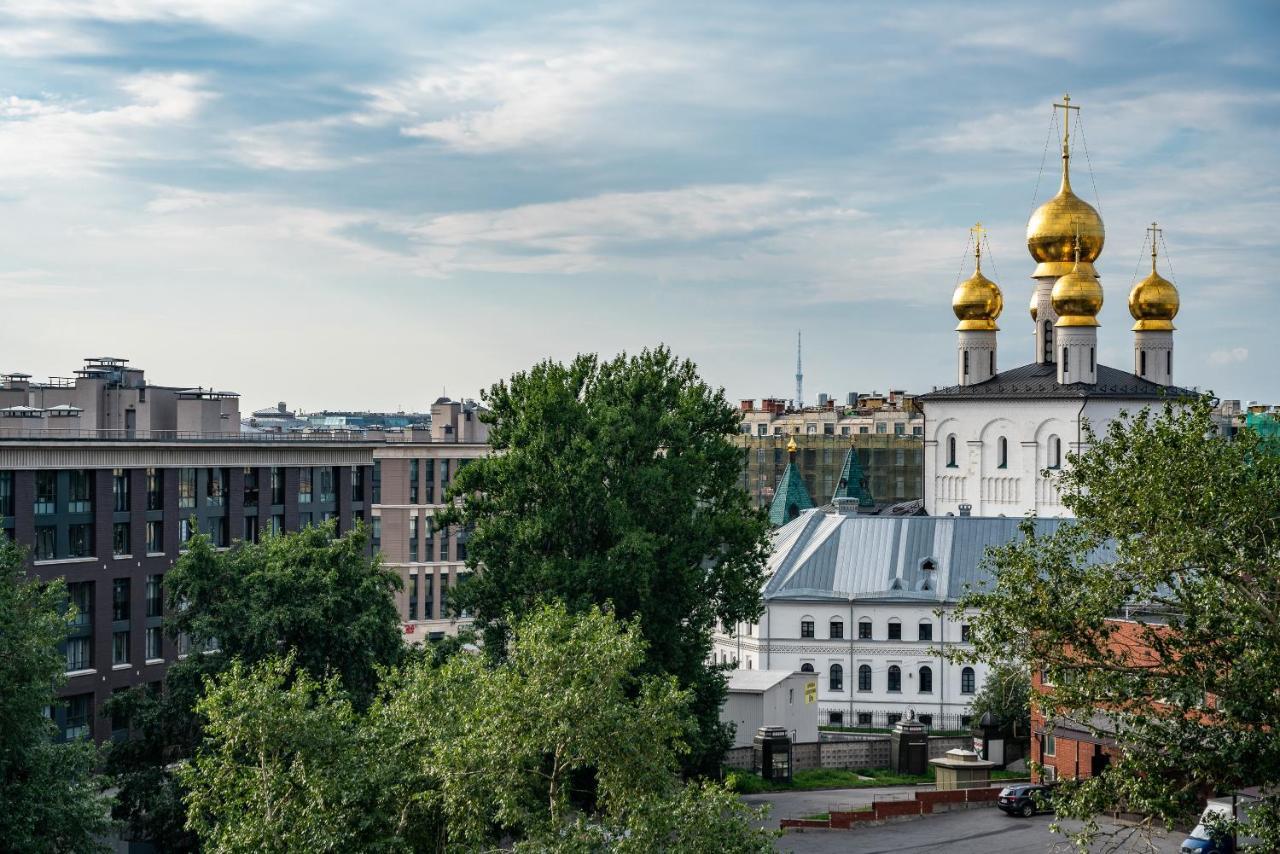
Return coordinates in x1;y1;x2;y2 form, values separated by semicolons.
372;397;490;642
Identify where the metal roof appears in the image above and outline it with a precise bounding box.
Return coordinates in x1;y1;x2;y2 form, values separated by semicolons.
918;361;1199;403
726;669;800;693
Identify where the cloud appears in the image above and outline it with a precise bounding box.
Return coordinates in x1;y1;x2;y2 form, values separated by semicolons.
0;24;105;57
229;120;349;171
7;0;323;27
1209;347;1249;365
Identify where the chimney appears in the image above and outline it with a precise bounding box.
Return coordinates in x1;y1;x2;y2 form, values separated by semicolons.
958;503;972;517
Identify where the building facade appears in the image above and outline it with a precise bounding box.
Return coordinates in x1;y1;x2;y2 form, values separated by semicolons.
738;434;923;511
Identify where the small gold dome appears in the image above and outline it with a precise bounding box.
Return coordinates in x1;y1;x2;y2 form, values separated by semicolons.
1129;232;1179;331
1052;255;1103;327
952;269;1003;331
786;436;798;454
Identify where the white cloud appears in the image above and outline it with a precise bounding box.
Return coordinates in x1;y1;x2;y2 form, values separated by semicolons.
7;0;323;27
0;24;105;57
229;120;348;171
1209;347;1249;365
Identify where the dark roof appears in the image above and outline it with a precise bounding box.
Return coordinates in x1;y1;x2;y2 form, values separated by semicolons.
918;362;1200;403
768;461;815;526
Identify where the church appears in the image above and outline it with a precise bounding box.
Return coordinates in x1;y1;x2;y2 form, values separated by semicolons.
712;95;1194;730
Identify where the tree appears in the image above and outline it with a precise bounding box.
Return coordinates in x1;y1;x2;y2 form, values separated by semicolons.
181;602;776;852
957;399;1280;849
966;661;1031;736
0;536;113;852
436;347;771;775
105;522;404;849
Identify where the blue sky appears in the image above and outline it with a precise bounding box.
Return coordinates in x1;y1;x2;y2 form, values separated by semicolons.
0;0;1277;411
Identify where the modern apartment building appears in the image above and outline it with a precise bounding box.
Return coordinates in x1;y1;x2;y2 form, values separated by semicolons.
372;397;490;642
1;358;374;743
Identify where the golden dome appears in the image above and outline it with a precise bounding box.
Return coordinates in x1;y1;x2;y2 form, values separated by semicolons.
1026;95;1104;278
1128;226;1178;330
786;436;798;454
1052;242;1103;327
952;239;1003;331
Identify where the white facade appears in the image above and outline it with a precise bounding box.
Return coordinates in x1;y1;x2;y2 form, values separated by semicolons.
722;670;820;748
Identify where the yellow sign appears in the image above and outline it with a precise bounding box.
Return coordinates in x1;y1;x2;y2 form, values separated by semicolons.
804;681;817;704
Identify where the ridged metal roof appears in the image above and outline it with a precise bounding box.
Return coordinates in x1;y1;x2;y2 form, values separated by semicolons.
764;511;1073;603
918;361;1198;402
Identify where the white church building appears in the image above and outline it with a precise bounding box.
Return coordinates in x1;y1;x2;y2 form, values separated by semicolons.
714;94;1193;729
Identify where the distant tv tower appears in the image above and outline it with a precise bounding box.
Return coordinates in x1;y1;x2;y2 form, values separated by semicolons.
795;330;803;409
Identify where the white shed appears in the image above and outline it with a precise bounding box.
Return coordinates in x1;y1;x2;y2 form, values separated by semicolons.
723;670;818;749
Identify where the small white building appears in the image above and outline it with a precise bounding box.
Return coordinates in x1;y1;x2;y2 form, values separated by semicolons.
722;669;819;748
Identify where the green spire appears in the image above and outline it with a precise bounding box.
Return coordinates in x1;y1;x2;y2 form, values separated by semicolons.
832;447;875;509
768;459;815;526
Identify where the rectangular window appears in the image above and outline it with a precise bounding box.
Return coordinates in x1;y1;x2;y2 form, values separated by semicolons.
1062;347;1069;372
146;468;162;510
65;636;91;672
800;620;814;638
146;575;163;618
178;468;197;509
68;470;91;513
409;459;419;504
145;626;162;661
371;461;381;504
858;621;872;640
179;518;193;548
1139;350;1147;377
210;516;228;548
0;471;11;517
350;466;364;503
319;467;335;503
409;516;418;562
206;468;226;507
1044;731;1056;756
272;515;283;536
271;467;285;505
35;471;57;515
857;712;873;726
244;515;259;543
439;530;449;562
918;622;933;642
112;578;131;622
888;622;902;640
439;459;450;491
440;571;450;617
829;621;843;639
423;573;435;620
64;694;92;740
423;459;435;504
146;520;164;554
68;524;92;558
67;582;92;630
243;467;259;508
960;624;971;643
371;517;381;549
408;573;419;621
113;630;130;665
962;350;970;376
113;522;130;556
298;469;313;503
113;468;130;511
876;422;886;434
35;525;56;560
456;536;467;562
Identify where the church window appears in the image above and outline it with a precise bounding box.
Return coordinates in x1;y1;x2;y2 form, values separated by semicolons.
800;662;814;673
1062;347;1069;372
1167;351;1172;375
997;437;1008;469
858;664;871;691
918;621;933;641
1090;347;1095;372
800;619;814;638
1049;436;1062;469
858;619;872;639
888;665;901;692
887;620;902;640
919;666;933;693
989;351;994;374
829;663;843;691
1043;321;1053;362
961;667;976;694
946;435;957;468
1139;350;1147;377
962;350;970;376
829;619;843;639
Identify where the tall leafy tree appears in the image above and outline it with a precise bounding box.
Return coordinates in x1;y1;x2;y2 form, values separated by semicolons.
105;522;403;849
437;347;771;774
0;537;113;852
957;399;1280;848
966;660;1031;736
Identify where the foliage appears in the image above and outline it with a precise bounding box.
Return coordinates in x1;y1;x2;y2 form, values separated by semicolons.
182;602;776;852
436;347;771;775
0;536;113;852
956;398;1280;850
966;660;1032;735
105;522;404;850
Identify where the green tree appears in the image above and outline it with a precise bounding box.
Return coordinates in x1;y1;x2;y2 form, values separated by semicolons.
0;536;113;852
106;522;403;850
436;347;771;775
966;661;1031;736
956;399;1280;849
181;602;776;852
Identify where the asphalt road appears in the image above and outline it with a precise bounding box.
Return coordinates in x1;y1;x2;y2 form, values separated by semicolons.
770;808;1188;853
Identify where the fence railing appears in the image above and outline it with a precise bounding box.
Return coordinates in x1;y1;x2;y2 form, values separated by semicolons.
820;710;973;733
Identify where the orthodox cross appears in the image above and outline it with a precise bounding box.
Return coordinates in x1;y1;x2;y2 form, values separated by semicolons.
1148;221;1162;271
1054;92;1081;154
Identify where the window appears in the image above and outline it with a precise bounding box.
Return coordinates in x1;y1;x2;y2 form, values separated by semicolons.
67;582;92;629
946;436;957;468
876;422;886;434
989;351;994;374
204;468;225;507
888;665;901;692
1090;347;1095;372
423;573;435;620
920;713;933;727
299;469;313;503
35;471;56;515
888;621;901;641
440;530;450;562
68;524;92;558
271;515;283;536
408;573;419;621
64;694;92;740
65;637;91;671
1167;350;1172;375
146;520;164;554
960;624;971;643
1043;320;1053;362
1049;435;1062;469
113;522;130;556
456;536;467;562
961;666;976;694
318;468;335;503
857;712;873;726
113;630;130;665
351;466;365;503
962;349;970;376
829;620;844;640
35;525;56;560
68;470;91;513
112;578;130;622
113;469;130;511
439;459;450;491
409;516;418;562
1139;350;1147;377
858;619;872;640
146;575;163;618
371;517;381;549
371;461;381;504
271;467;285;505
179;518;193;548
919;665;933;693
146;468;162;510
423;459;435;503
1062;346;1069;372
178;468;196;509
440;571;449;616
244;515;259;543
828;711;842;726
800;662;815;673
918;622;933;642
800;620;815;638
829;663;843;691
0;471;11;517
997;437;1008;469
146;626;162;660
1044;730;1056;756
244;468;259;508
409;460;419;503
858;664;871;692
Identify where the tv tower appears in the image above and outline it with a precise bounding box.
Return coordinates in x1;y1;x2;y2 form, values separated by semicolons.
795;330;803;409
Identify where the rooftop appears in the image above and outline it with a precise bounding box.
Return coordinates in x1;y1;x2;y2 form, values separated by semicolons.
726;669;800;693
919;362;1200;402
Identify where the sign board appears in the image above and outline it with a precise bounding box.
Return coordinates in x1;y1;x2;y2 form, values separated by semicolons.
804;681;817;704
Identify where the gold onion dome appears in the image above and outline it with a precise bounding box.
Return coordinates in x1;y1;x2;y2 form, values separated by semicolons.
1129;226;1178;330
1026;94;1105;278
786;436;798;454
952;237;1003;331
1052;238;1103;327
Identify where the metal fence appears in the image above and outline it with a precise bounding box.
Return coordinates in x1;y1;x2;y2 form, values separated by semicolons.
820;710;973;733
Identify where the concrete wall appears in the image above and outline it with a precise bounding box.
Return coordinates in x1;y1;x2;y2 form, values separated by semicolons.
724;734;970;773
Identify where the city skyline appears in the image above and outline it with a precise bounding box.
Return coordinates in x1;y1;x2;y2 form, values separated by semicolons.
0;0;1277;410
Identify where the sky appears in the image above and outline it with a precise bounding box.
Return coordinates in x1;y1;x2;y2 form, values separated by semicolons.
0;0;1277;412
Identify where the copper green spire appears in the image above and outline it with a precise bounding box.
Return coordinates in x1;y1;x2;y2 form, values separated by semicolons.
768;445;814;526
832;447;875;509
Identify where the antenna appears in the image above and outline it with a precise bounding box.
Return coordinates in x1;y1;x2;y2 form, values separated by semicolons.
795;331;803;409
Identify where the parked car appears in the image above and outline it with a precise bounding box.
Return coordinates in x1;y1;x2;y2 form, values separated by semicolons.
1180;796;1260;853
997;784;1055;817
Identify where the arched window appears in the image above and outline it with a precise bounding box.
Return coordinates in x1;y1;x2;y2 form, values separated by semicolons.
946;435;957;468
800;662;815;673
919;665;933;693
858;619;872;640
989;350;994;374
961;666;976;694
997;437;1008;469
1049;435;1061;469
829;619;844;640
858;664;871;692
962;349;970;377
829;663;843;692
1043;320;1053;362
1139;350;1147;377
1063;347;1070;372
887;665;901;692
